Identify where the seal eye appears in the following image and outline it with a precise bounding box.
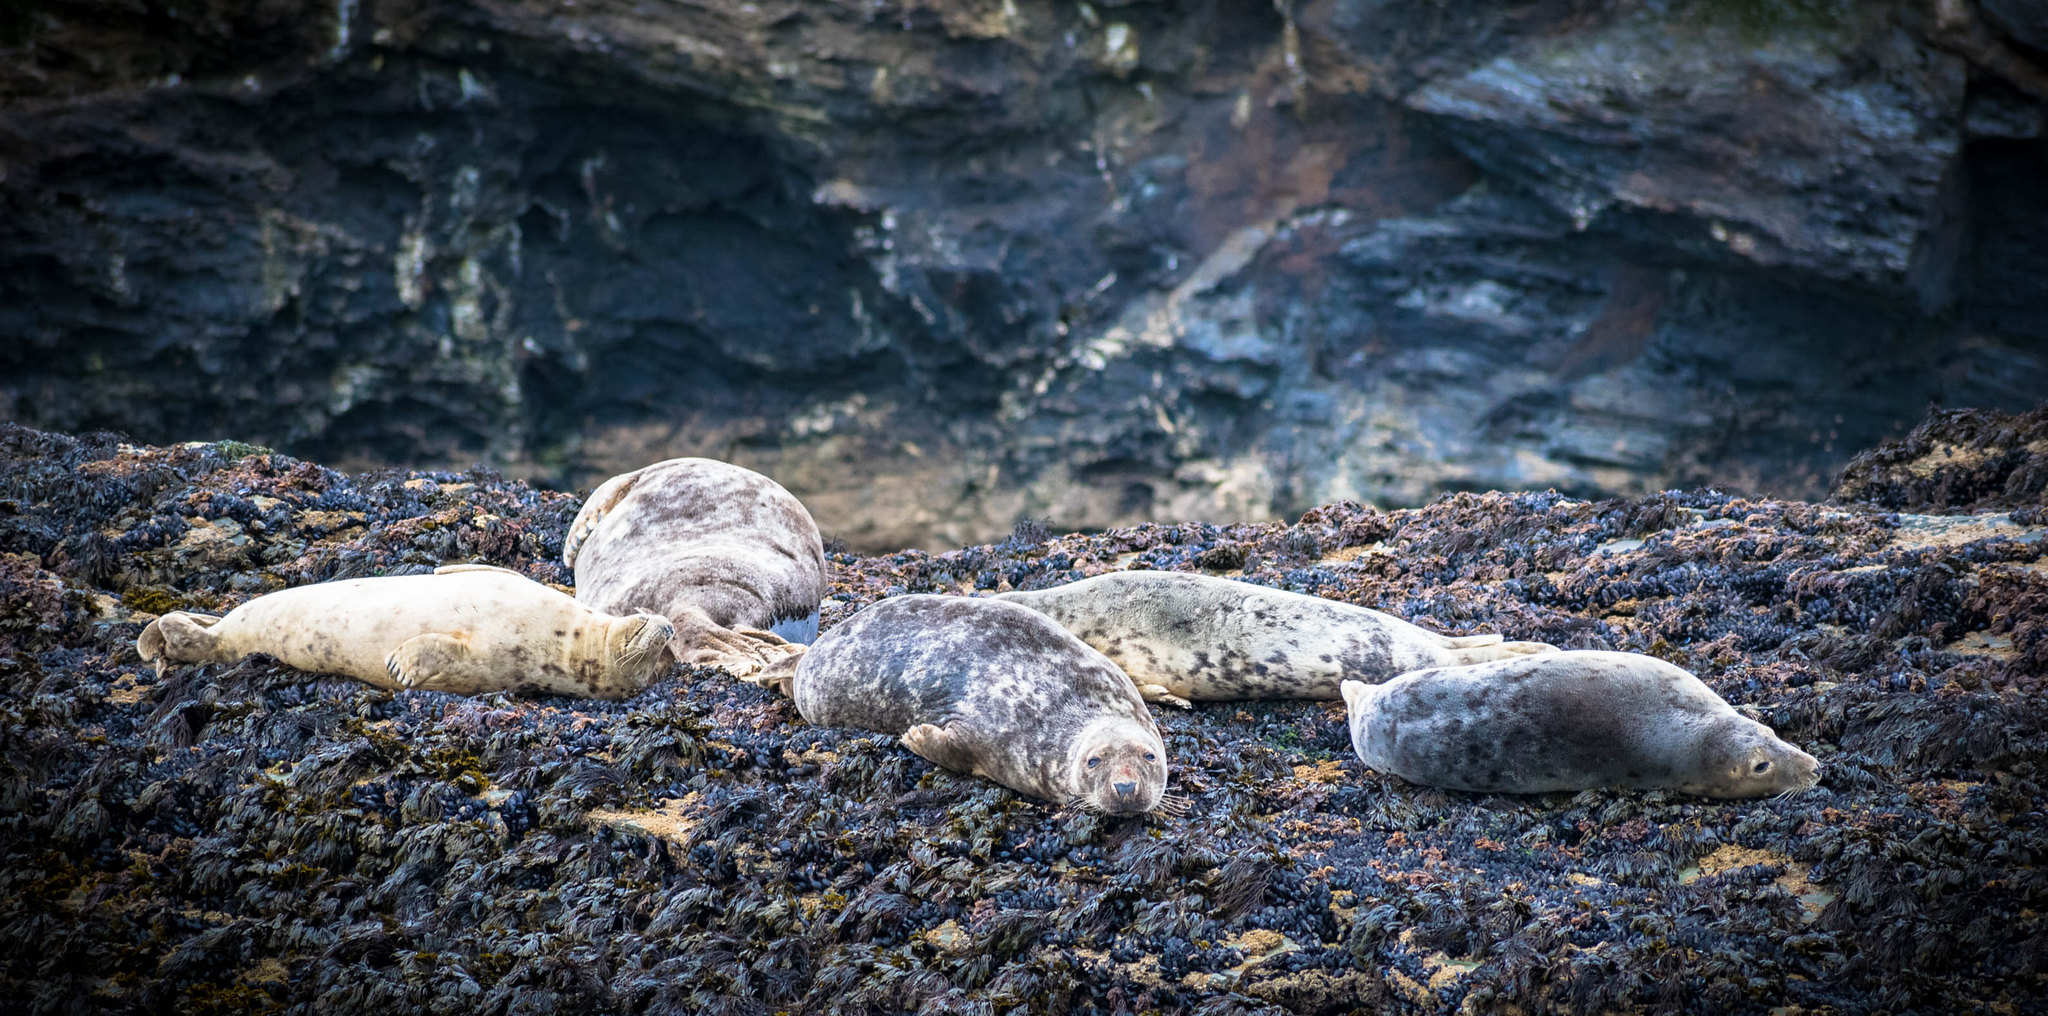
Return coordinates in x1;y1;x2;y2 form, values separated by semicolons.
1753;760;1772;774
1087;757;1101;768
1143;752;1157;762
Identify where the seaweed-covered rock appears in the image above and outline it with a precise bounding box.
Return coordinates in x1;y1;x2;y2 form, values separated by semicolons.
1;422;2044;1014
1833;401;2048;514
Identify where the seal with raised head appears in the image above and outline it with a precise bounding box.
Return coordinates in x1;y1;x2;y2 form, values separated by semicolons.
995;570;1558;707
136;564;674;698
564;457;825;676
1340;650;1822;798
756;594;1171;814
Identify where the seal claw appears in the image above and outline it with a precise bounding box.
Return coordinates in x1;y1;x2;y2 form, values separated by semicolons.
1137;684;1195;710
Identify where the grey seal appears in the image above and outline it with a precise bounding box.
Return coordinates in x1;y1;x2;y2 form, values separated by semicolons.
1341;650;1822;797
135;564;674;698
565;457;824;676
758;595;1171;814
995;570;1557;707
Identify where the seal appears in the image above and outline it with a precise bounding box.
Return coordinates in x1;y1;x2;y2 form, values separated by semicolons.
995;571;1558;707
1340;650;1822;797
135;564;675;698
757;595;1172;814
564;457;825;676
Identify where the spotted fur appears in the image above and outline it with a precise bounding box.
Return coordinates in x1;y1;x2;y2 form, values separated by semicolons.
1341;650;1822;797
996;571;1558;706
565;458;825;675
785;595;1168;813
135;565;674;698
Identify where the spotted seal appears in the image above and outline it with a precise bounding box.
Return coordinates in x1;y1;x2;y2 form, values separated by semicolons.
756;595;1171;814
994;570;1558;707
1340;650;1822;797
135;564;674;698
564;457;824;676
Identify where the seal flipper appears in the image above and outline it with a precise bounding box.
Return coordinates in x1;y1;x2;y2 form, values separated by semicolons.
738;649;806;696
434;563;527;577
136;612;226;678
1135;684;1195;710
1446;639;1561;665
563;469;643;568
385;632;482;693
900;722;987;779
1440;633;1504;649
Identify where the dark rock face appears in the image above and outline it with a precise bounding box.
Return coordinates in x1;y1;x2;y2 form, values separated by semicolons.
3;1;2047;550
3;423;2046;1013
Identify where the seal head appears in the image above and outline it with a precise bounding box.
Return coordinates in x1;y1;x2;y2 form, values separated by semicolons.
1676;713;1821;798
1065;715;1166;814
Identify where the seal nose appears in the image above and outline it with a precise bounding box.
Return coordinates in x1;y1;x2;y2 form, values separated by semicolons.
1113;780;1137;796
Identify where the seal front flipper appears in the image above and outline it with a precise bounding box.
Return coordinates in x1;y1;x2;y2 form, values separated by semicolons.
1135;684;1195;710
562;469;643;569
136;611;227;678
434;563;526;577
737;649;806;696
1446;639;1561;666
900;722;989;779
384;632;482;693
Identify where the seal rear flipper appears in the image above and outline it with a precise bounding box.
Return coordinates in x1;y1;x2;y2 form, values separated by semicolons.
677;621;805;679
562;469;643;568
136;612;226;678
384;632;482;693
899;722;986;778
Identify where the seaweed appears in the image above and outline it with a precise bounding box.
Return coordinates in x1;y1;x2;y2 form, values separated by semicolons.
0;418;2043;1014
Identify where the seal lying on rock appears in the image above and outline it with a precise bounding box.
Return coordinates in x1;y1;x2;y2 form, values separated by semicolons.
995;571;1557;707
564;457;824;676
753;595;1172;814
1341;650;1822;797
135;564;674;698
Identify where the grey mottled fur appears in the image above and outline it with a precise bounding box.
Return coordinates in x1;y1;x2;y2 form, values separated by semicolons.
787;595;1168;813
565;458;825;674
1342;650;1822;798
996;571;1557;706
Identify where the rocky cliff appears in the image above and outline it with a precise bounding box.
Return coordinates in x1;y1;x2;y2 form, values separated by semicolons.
0;413;2043;1012
4;0;2047;549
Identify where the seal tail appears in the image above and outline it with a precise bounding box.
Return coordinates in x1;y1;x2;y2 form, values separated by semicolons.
1338;679;1378;716
135;611;227;678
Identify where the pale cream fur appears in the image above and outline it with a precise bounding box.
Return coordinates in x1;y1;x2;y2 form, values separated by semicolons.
136;564;673;699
